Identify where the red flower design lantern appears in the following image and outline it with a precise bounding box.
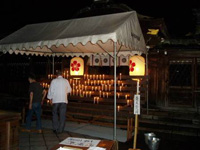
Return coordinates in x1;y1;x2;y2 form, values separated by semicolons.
129;60;136;72
71;60;81;71
70;57;84;76
129;55;145;76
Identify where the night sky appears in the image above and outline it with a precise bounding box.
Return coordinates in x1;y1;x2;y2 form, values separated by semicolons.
0;0;199;38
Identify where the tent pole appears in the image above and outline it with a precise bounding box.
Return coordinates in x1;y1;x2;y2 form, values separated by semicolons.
114;42;117;141
146;47;149;114
52;55;55;75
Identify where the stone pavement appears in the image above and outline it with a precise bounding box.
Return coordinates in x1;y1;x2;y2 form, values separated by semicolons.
41;119;128;142
19;124;200;150
19;128;102;150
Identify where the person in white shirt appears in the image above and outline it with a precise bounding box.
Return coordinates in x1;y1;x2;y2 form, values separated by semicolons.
47;71;71;134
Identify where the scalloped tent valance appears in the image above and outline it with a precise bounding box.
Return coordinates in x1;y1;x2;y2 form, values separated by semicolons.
0;11;146;56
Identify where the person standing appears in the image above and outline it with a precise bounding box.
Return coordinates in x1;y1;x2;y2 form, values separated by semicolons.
22;74;46;133
47;71;72;134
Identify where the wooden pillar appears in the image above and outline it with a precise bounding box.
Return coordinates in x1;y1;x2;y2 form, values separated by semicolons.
22;107;26;124
6;122;11;150
127;118;134;141
133;115;138;149
127;119;130;140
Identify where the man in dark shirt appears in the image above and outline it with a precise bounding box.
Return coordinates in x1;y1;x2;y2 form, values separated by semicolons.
22;74;46;133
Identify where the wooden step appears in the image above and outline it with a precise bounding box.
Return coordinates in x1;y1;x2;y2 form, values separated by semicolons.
137;109;200;137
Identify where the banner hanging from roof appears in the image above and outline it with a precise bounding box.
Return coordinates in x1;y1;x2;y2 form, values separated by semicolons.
89;54;141;66
119;55;130;66
102;55;110;66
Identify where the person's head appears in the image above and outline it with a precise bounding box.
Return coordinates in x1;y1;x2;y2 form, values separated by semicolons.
56;70;62;76
28;73;36;83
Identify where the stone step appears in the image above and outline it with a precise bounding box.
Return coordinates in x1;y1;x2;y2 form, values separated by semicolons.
138;126;200;137
137;109;200;137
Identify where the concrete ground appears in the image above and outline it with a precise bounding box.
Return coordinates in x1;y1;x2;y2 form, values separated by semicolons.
18;119;200;150
19;128;104;150
19;126;200;150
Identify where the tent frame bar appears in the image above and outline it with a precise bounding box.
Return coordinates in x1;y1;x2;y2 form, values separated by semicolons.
95;42;118;140
96;43;114;58
52;56;55;75
96;42;118;140
113;42;117;140
145;47;149;114
96;43;122;59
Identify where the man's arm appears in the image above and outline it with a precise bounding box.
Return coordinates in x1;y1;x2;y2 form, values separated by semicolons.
47;80;54;105
47;80;54;100
29;92;33;109
41;89;47;105
66;80;72;94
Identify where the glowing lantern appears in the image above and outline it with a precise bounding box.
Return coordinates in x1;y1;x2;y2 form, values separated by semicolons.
129;55;145;76
70;57;84;76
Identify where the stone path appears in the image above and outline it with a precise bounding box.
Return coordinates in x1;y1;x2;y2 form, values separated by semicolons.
19;124;200;150
19;128;102;150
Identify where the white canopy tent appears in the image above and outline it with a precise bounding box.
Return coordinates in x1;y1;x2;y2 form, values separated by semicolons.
0;11;146;56
0;11;146;140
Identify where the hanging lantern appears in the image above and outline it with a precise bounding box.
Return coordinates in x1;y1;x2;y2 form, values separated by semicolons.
70;57;84;76
129;55;145;76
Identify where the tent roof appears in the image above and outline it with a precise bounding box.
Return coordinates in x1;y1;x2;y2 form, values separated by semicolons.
0;11;146;57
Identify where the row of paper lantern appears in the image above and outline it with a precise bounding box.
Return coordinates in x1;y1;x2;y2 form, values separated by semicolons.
70;55;145;76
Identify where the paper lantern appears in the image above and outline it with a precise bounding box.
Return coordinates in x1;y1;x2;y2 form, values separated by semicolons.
129;55;145;76
70;57;84;76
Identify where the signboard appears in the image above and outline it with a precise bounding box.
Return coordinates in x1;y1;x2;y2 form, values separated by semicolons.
60;137;100;147
134;94;140;115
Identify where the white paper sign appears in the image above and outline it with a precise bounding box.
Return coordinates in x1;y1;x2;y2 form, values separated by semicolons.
88;147;106;150
134;94;140;115
60;137;100;147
